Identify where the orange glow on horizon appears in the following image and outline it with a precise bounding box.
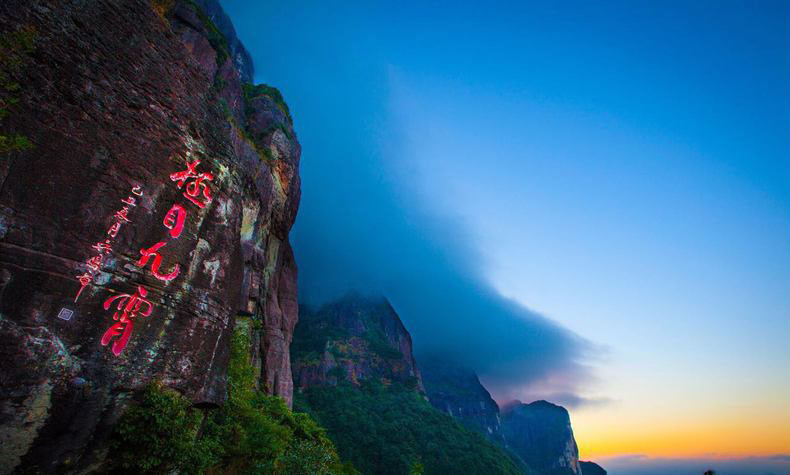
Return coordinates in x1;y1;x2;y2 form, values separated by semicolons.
574;414;790;460
571;395;790;461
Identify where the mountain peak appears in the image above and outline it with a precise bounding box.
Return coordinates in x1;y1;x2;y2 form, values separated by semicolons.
292;293;423;391
501;399;581;475
420;356;504;441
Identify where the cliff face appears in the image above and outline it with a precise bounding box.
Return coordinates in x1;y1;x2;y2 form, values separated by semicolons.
192;0;254;83
291;295;525;475
579;461;607;475
501;400;582;475
292;294;423;391
420;357;504;442
421;360;600;475
0;0;300;472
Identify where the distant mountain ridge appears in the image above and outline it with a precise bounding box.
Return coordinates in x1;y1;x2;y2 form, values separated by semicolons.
292;293;606;475
420;358;587;474
291;294;525;474
500;400;582;475
420;356;505;442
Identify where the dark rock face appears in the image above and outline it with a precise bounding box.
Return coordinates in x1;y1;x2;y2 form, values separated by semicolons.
192;0;254;83
0;0;299;472
420;360;590;475
501;400;582;475
292;294;423;391
580;461;607;475
420;357;504;442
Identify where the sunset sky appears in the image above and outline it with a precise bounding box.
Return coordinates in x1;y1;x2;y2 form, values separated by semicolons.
223;0;790;471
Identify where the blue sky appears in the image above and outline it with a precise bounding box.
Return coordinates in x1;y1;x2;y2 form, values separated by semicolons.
222;0;790;461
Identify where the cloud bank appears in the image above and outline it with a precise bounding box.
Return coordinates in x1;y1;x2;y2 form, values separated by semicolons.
290;67;598;403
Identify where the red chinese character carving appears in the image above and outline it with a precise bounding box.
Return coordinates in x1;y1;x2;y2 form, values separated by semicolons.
121;196;136;207
170;160;213;208
74;273;92;302
85;255;103;272
92;240;112;254
131;185;143;196
163;204;186;238
101;285;153;356
136;241;180;281
114;207;131;223
107;222;121;238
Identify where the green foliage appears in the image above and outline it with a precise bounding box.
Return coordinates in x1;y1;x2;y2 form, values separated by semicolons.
260;144;275;162
291;313;351;361
0;135;32;155
404;376;420;391
111;325;353;474
0;26;36;155
217;98;232;120
212;74;227;94
236;82;294;164
243;83;293;124
295;381;527;475
111;382;213;473
327;365;346;381
365;328;403;360
293;306;405;363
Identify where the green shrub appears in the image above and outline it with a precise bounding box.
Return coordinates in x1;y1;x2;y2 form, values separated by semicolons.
111;324;354;474
327;365;346;381
0;135;32;155
111;382;219;473
0;26;36;154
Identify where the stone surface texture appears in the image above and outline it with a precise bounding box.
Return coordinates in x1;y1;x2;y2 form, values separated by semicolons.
501;400;583;475
0;0;300;472
420;357;504;442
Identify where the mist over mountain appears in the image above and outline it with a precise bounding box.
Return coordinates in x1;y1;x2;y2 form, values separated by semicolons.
291;92;597;403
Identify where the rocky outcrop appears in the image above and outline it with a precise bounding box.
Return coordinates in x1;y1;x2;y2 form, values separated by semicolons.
0;0;300;472
501;400;582;475
192;0;254;83
420;357;504;442
421;360;596;475
580;461;607;475
292;294;423;391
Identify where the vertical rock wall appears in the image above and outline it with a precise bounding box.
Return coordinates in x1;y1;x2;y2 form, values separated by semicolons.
501;400;582;475
420;358;505;442
292;295;424;391
0;0;300;472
